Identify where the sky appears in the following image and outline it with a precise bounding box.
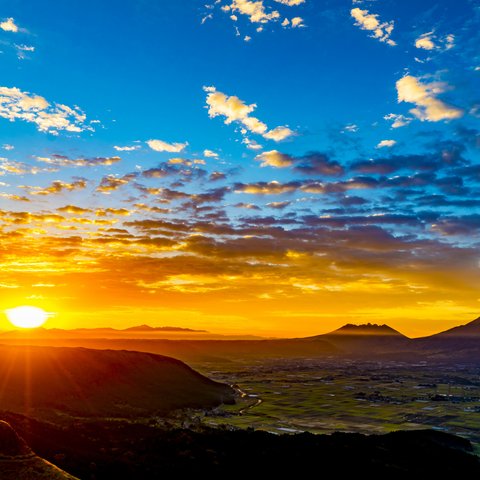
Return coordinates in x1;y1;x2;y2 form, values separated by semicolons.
0;0;479;336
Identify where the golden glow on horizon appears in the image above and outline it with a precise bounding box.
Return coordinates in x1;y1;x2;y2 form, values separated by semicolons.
5;306;49;329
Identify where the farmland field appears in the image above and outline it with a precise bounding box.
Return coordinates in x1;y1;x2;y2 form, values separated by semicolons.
193;359;480;450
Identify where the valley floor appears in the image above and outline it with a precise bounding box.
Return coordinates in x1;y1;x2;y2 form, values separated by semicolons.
193;358;480;451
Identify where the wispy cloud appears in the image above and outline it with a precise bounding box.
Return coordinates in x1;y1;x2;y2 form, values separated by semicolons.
36;155;121;167
0;86;91;134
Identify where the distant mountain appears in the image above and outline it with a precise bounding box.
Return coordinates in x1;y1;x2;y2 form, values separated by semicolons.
0;345;234;418
123;324;207;332
0;420;78;479
305;323;411;355
427;317;480;338
324;323;405;336
413;316;480;362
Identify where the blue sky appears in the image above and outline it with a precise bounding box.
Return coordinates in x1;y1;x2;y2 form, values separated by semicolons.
0;0;479;335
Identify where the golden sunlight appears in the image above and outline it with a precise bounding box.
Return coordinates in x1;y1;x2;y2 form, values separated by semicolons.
5;306;49;329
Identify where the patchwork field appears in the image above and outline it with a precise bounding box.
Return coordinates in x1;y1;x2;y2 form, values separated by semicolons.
194;359;480;450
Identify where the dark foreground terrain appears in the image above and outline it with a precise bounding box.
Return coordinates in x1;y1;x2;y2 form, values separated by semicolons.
2;412;479;479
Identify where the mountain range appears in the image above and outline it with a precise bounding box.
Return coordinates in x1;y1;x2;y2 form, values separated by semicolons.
1;317;479;364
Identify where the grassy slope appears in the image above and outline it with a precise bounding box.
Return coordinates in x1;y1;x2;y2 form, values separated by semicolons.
0;345;234;417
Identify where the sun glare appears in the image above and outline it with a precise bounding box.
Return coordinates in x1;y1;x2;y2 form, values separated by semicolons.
5;306;48;329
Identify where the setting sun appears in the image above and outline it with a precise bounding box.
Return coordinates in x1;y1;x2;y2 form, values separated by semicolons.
5;306;48;329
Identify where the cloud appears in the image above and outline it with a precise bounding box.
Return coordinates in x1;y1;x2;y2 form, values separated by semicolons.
96;173;137;193
293;153;344;176
209;171;227;181
350;8;395;46
234;202;261;210
384;113;412;128
25;178;87;196
203;149;219;158
234;180;300;194
204;86;294;141
274;0;305;5
0;193;30;202
343;124;358;133
290;17;304;28
147;139;188;152
376;139;396;148
222;0;280;24
0;158;55;175
243;138;263;150
263;126;295;141
266;201;291;209
114;145;140;152
36;155;121;167
431;215;480;236
0;18;18;32
57;205;92;214
415;32;436;51
0;86;90;134
256;150;293;168
396;75;464;122
415;32;455;51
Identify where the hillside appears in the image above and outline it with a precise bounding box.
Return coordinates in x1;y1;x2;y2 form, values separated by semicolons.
0;345;234;418
414;316;480;362
2;413;479;478
0;420;78;479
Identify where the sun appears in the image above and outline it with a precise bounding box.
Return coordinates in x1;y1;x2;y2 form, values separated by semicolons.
5;306;49;329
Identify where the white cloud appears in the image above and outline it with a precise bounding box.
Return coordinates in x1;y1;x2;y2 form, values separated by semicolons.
204;149;219;158
243;138;263;150
445;34;455;50
415;32;436;51
15;44;35;60
350;8;395;46
2;144;14;150
256;149;293;168
396;75;464;122
343;124;359;133
291;17;304;28
384;113;412;128
146;139;188;152
223;0;280;24
376;139;396;148
204;86;294;141
114;145;140;151
274;0;305;5
415;32;455;51
0;86;90;134
0;18;18;33
263;126;294;141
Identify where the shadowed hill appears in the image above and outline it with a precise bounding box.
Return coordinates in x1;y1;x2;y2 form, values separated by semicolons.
0;345;234;418
0;420;78;479
1;413;479;478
